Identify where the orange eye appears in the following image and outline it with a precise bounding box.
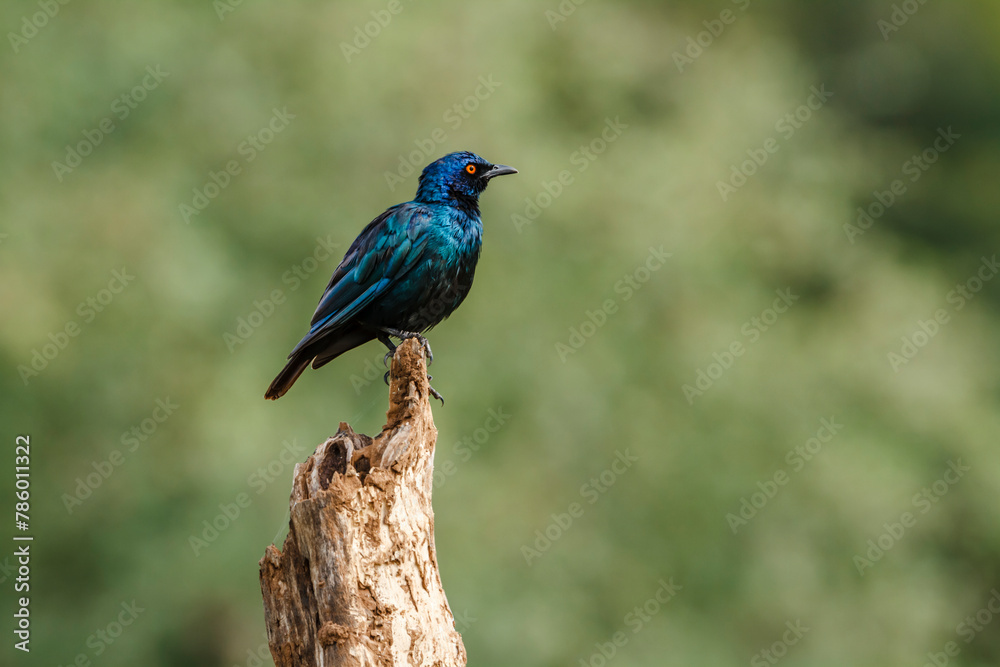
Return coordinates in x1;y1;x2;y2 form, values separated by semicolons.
465;164;477;175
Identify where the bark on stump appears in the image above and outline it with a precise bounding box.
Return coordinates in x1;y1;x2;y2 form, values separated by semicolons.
259;339;466;667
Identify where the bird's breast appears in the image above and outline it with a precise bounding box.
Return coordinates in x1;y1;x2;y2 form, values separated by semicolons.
362;211;482;332
404;234;480;330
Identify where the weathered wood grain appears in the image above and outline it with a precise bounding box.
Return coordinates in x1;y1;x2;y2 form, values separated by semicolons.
260;339;466;667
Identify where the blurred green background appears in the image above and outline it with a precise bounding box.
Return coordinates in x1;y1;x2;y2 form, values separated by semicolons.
2;1;1000;665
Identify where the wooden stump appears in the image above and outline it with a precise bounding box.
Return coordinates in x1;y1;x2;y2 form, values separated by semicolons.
259;339;466;667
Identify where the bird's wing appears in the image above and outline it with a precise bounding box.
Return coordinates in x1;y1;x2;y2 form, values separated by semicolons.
289;203;429;357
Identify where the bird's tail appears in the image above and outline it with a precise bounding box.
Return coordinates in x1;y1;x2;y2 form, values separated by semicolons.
264;353;312;400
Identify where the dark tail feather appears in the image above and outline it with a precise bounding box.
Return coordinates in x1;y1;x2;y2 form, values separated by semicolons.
264;354;312;400
310;327;376;370
266;327;376;400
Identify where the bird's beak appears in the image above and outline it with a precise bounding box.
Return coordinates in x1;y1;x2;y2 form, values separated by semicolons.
483;164;518;180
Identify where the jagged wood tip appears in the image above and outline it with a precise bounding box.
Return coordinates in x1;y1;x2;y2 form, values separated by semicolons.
259;338;465;667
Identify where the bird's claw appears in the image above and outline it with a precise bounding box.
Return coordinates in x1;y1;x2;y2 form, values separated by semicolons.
377;328;433;363
377;328;438;400
419;337;434;365
427;377;445;406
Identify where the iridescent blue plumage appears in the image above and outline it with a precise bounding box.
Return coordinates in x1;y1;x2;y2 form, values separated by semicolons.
265;151;516;400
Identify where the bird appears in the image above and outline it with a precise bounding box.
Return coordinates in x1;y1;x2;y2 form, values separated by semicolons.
264;151;517;403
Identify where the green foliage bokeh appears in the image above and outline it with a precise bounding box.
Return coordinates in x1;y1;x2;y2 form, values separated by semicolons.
2;1;1000;665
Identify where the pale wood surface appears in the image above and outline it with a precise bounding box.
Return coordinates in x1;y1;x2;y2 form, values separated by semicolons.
260;339;466;667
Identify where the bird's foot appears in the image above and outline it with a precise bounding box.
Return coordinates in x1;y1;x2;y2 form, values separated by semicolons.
378;328;433;365
427;375;445;405
421;338;434;365
376;332;397;369
377;328;440;402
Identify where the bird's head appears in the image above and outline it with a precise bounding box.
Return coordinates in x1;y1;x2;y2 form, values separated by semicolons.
415;151;517;205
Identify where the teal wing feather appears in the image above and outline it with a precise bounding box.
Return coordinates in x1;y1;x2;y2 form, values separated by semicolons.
289;204;428;357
